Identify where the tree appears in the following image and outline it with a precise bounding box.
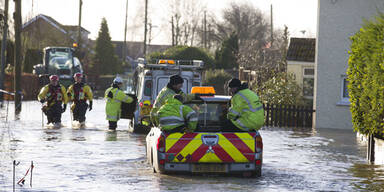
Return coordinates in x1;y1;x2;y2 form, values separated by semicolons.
254;72;304;106
91;18;121;75
203;69;232;95
214;33;238;69
215;2;269;49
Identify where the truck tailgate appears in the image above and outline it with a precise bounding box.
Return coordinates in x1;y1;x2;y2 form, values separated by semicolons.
165;132;257;163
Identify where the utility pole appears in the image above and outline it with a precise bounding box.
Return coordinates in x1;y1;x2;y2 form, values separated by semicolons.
171;16;174;46
143;0;148;56
270;4;274;47
123;0;128;64
204;11;207;49
0;0;9;106
14;0;22;114
77;0;83;57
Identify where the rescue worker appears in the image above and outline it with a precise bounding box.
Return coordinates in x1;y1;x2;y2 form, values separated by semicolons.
105;76;133;130
158;94;198;133
67;73;93;124
150;74;196;126
38;75;68;125
224;78;264;132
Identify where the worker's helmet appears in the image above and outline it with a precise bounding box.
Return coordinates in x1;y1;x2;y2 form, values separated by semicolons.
49;75;59;82
73;73;83;78
113;76;123;84
143;100;151;106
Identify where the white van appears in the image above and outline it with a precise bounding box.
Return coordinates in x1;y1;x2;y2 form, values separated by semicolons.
122;59;203;133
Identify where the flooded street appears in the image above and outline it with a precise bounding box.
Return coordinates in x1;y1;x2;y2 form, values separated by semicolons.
1;100;384;192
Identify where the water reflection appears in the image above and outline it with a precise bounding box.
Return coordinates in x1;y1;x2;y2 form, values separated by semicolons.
105;130;117;141
2;101;384;191
349;163;384;191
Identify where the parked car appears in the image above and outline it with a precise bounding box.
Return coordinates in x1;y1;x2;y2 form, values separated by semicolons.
145;87;263;176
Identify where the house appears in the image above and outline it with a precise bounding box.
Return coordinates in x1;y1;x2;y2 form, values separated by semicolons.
315;0;383;129
287;38;315;101
22;14;90;50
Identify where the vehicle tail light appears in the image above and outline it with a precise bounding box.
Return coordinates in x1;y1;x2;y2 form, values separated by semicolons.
157;134;165;153
159;159;165;165
255;135;263;153
255;159;261;165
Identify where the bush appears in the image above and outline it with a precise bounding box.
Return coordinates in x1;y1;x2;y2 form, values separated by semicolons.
147;46;215;68
203;69;233;95
254;72;304;105
347;13;384;135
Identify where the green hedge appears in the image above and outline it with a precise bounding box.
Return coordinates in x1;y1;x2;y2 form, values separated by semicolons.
147;46;215;68
203;69;233;95
347;13;384;135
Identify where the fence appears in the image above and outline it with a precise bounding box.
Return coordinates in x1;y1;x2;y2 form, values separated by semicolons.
263;103;315;128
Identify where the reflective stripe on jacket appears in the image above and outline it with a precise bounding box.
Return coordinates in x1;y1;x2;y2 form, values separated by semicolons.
38;84;68;105
227;88;264;131
67;83;93;102
150;86;195;125
105;87;133;121
158;98;197;132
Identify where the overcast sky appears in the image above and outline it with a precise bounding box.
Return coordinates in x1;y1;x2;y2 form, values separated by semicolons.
17;0;317;45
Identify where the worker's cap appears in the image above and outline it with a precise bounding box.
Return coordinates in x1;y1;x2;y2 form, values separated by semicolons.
73;73;83;78
228;78;241;88
113;76;123;84
169;75;183;85
49;75;59;82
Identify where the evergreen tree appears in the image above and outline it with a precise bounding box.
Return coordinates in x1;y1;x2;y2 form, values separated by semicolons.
214;33;239;69
92;18;120;75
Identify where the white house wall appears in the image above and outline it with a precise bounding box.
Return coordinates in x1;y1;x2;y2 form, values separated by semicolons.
315;0;383;129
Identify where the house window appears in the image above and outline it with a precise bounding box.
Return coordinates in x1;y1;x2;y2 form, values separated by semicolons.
303;77;314;97
302;67;314;98
304;68;314;76
342;78;349;99
337;76;350;105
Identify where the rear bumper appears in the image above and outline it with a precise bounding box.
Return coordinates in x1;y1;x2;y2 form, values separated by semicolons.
162;162;261;173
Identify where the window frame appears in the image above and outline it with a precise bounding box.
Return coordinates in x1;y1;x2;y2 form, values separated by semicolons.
337;75;350;106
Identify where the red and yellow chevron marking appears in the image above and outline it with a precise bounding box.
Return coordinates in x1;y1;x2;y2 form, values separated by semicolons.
165;133;256;163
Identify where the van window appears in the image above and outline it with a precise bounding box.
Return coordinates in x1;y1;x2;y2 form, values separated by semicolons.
193;82;200;87
157;77;188;95
144;80;152;96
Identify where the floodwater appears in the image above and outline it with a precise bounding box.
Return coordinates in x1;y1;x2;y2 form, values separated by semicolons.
1;100;384;192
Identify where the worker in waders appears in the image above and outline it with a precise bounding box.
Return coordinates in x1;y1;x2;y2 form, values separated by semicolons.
38;75;68;126
67;73;93;125
105;77;133;130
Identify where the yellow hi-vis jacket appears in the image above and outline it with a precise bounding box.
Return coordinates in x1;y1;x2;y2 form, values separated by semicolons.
38;84;68;105
158;98;197;132
150;86;195;125
227;88;264;131
105;87;133;122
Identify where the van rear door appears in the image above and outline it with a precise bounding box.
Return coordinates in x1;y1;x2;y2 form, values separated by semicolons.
156;76;189;95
